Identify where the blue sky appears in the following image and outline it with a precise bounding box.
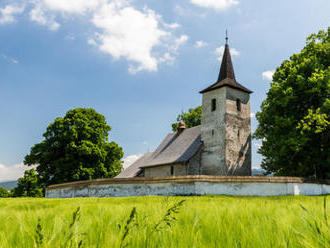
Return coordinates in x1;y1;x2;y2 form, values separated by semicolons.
0;0;329;182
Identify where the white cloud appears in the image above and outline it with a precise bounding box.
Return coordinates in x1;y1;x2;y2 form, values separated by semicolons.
88;38;97;46
164;22;180;29
194;40;207;48
190;0;239;11
90;1;187;73
250;112;255;118
173;35;189;51
41;0;103;14
0;4;24;25
0;163;33;182
92;3;169;73
2;0;187;73
262;70;275;81
29;4;60;30
215;45;239;61
123;154;142;169
2;54;19;64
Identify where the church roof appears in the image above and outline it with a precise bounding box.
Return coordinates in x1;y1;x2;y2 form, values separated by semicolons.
116;152;154;178
200;43;252;94
116;125;202;178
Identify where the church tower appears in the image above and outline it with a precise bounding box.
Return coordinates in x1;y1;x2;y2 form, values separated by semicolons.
199;36;252;175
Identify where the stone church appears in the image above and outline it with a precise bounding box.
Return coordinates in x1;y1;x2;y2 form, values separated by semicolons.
117;39;252;178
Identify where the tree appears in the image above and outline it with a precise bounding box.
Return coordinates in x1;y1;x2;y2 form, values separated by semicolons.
12;169;43;197
172;106;202;131
24;108;124;187
254;28;330;179
0;186;9;197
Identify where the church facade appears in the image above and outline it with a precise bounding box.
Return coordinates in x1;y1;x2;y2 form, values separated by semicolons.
117;40;252;178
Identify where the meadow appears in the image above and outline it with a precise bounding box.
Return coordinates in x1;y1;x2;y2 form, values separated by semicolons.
0;195;328;248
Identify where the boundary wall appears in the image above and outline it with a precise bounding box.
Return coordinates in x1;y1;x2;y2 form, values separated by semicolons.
46;176;330;198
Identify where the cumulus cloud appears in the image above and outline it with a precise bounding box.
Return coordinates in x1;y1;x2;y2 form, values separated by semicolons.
0;4;24;24
262;70;275;81
40;0;103;14
194;40;207;48
123;154;142;169
92;2;171;73
215;45;239;61
0;163;34;182
190;0;239;11
29;4;60;30
10;0;187;73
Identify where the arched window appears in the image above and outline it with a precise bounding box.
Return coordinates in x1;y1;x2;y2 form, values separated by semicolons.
236;99;241;111
211;98;216;111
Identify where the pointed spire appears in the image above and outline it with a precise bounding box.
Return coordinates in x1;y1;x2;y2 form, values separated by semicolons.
217;31;236;82
199;31;253;94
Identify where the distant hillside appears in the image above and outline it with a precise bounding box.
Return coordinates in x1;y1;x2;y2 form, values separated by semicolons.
0;181;17;190
252;169;267;176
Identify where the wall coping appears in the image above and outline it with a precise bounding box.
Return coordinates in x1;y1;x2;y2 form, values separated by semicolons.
47;175;330;190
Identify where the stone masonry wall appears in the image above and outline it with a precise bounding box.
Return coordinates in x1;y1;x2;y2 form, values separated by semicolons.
200;87;227;175
187;148;202;175
225;87;251;175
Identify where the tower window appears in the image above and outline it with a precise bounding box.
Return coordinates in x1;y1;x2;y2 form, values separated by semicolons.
170;166;174;176
211;98;216;111
236;99;241;112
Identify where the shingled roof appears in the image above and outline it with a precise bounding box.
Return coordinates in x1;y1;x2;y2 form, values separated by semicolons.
116;125;202;178
200;43;252;94
116;152;153;178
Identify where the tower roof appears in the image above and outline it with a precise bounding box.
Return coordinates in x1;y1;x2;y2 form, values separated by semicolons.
218;44;236;82
200;38;252;94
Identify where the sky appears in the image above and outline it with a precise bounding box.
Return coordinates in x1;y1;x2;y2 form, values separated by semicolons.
0;0;329;182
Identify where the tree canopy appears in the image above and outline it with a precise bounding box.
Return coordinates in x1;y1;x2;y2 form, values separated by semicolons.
0;187;9;198
24;108;124;187
254;28;330;179
172;106;201;131
12;169;43;197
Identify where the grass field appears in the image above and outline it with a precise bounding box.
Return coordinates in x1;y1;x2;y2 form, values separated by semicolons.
0;195;329;248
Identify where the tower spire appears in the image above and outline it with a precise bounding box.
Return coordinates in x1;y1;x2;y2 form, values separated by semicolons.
217;31;235;82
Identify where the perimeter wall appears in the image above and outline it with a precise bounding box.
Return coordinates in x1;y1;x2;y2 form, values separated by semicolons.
46;176;330;198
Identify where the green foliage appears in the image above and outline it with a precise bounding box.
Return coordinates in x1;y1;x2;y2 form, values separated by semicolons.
172;106;202;131
254;27;330;179
24;108;124;187
12;169;43;197
0;187;9;198
0;196;329;247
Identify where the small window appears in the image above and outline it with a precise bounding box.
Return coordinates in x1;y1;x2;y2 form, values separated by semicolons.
211;98;216;111
212;129;215;136
237;129;240;138
170;166;174;176
236;99;241;112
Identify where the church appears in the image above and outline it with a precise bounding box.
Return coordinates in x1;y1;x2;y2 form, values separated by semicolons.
117;38;252;178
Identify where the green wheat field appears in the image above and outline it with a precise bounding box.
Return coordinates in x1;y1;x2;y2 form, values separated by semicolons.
0;196;329;248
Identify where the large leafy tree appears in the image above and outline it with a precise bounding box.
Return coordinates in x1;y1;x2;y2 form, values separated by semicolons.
12;169;43;197
254;28;330;179
0;186;9;198
172;106;202;131
24;108;124;187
